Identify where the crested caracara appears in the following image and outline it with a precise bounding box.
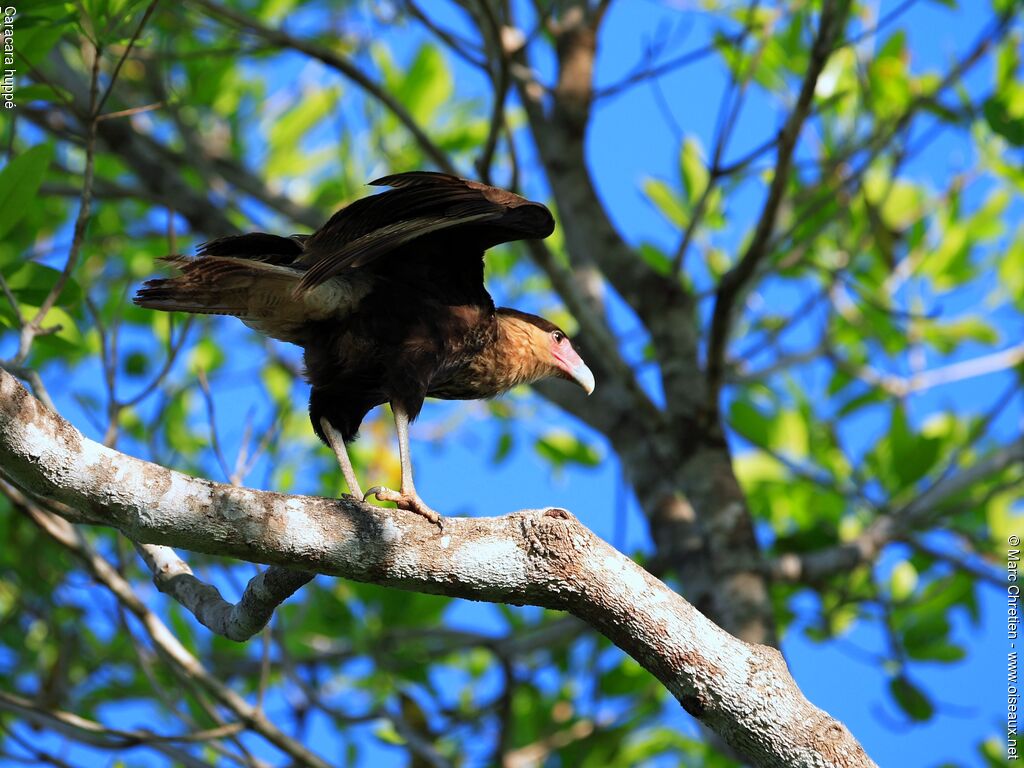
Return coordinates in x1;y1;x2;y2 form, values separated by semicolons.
134;171;595;523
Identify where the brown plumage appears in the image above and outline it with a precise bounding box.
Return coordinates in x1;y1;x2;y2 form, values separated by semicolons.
134;172;595;522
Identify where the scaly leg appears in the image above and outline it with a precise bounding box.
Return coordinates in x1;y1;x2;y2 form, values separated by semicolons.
363;404;442;526
320;417;363;499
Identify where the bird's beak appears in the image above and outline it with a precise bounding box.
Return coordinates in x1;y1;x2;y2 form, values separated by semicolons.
554;344;595;395
570;359;596;395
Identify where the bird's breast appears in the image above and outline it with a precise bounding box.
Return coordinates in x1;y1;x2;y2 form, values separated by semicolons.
421;308;501;399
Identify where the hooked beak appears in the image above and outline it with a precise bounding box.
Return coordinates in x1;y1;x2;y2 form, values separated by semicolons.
570;359;596;395
553;344;595;395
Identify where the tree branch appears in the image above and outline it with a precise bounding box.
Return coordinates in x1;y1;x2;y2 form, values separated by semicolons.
13;497;333;768
188;0;455;174
0;691;243;752
134;544;313;642
0;368;875;768
832;342;1024;398
771;436;1024;583
705;0;847;410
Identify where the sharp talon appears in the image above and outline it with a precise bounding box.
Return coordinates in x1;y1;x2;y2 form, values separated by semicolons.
363;486;387;502
415;505;443;529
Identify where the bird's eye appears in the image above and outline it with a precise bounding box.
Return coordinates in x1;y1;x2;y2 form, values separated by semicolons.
552;330;565;343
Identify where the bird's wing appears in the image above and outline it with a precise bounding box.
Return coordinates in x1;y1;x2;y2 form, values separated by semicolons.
296;172;554;291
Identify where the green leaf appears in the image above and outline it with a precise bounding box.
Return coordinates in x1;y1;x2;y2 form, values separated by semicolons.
492;432;514;464
266;86;341;177
729;399;773;447
987;489;1023;551
0;145;54;239
535;430;601;468
638;242;671;276
13;3;71;65
906;640;966;663
924;221;970;288
984;92;1024;146
890;560;918;602
902;611;951;655
880;180;926;231
889;407;943;488
10;83;72;104
373;721;406;746
262;362;294;404
643;178;687;227
921;316;999;354
772;409;809;459
679;137;709;204
981;736;1008;767
123;351;150;376
187;337;225;374
998;225;1024;309
0;262;82;307
398;44;453;125
733;452;786;487
868;32;911;119
889;676;934;721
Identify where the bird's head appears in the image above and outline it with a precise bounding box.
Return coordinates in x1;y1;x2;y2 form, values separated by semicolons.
545;327;596;395
496;309;595;395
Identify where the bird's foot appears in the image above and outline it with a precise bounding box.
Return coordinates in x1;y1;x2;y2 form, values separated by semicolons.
363;486;443;528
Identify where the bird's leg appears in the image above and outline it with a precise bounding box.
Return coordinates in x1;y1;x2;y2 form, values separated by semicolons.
364;405;442;526
320;418;363;499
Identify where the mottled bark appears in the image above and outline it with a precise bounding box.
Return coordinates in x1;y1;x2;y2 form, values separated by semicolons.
136;543;313;641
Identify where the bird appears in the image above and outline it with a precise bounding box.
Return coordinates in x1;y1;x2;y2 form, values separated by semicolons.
134;171;595;524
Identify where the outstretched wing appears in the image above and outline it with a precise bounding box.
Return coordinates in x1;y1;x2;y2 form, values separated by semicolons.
296;172;554;291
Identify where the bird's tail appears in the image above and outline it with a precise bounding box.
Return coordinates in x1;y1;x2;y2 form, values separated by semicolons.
133;255;301;315
133;233;322;344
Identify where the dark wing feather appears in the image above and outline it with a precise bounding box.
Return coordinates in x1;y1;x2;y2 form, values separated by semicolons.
198;233;306;262
296;172;554;291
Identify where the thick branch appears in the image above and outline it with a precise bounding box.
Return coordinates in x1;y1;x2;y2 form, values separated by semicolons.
511;8;682;325
0;368;875;768
0;476;304;641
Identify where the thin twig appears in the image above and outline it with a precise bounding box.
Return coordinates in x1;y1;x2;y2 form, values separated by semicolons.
189;0;454;173
475;0;512;184
671;0;766;274
705;0;848;409
96;101;164;122
15;43;102;364
95;0;161;115
197;368;234;483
